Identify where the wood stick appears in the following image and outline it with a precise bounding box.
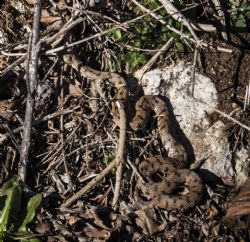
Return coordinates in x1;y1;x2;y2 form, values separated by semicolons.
18;0;41;182
112;101;126;208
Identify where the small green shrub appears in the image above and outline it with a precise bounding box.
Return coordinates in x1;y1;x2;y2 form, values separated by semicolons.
0;176;42;242
229;1;250;28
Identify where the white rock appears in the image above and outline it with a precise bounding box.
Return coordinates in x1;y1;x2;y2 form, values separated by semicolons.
140;61;248;184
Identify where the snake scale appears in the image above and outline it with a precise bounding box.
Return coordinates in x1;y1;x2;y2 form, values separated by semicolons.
64;54;204;212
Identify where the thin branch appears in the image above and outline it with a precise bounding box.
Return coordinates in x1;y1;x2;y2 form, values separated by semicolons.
0;55;26;77
112;101;126;208
18;0;42;182
243;81;250;111
59;66;74;191
191;48;199;96
158;0;202;47
0;120;20;152
135;37;174;80
212;0;228;41
194;98;250;132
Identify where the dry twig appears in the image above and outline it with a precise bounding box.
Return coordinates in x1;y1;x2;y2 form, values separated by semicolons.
112;101;126;208
191;48;199;96
212;0;228;41
158;0;202;47
18;0;42;182
59;66;74;191
194;98;250;132
135;37;174;81
244;81;250;111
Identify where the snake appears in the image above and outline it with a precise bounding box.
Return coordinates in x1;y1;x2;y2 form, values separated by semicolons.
63;54;204;212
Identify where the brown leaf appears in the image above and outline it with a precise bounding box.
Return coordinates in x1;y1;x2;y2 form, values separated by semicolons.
51;220;72;236
67;215;81;226
134;208;166;235
224;177;250;230
83;223;110;240
68;79;84;98
35;221;50;234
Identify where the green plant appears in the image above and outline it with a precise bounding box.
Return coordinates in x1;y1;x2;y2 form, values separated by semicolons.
102;151;116;174
0;176;42;242
102;151;116;165
107;0;187;72
229;0;250;28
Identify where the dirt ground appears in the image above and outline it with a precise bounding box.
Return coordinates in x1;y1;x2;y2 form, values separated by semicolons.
202;33;250;151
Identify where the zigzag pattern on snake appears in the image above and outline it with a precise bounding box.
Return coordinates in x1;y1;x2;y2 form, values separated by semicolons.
64;54;204;212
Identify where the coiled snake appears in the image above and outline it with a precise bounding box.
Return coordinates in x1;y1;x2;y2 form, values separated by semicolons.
64;54;203;212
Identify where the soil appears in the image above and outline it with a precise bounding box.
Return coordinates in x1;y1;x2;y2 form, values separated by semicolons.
202;33;250;149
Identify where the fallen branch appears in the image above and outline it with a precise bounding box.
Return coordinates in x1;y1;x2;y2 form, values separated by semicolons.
212;0;228;41
132;0;216;32
18;0;42;182
112;101;126;208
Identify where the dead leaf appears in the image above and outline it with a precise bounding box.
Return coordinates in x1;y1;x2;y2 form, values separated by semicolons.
83;223;110;240
68;78;84;98
35;221;50;234
134;208;166;235
224;177;250;230
67;215;81;226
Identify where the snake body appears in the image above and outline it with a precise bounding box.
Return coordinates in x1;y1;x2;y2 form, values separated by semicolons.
129;96;203;211
130;95;187;163
64;54;203;212
134;156;203;212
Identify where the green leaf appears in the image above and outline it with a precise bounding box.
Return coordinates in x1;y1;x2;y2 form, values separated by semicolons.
136;53;147;64
149;1;158;10
18;194;42;232
0;177;42;241
0;176;21;196
121;53;132;62
141;26;148;35
135;40;141;47
175;42;185;52
135;25;142;34
5;231;43;241
114;30;122;40
0;177;22;232
102;151;116;165
160;33;168;41
167;18;173;27
29;239;41;242
159;8;167;16
234;16;246;27
161;25;169;33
